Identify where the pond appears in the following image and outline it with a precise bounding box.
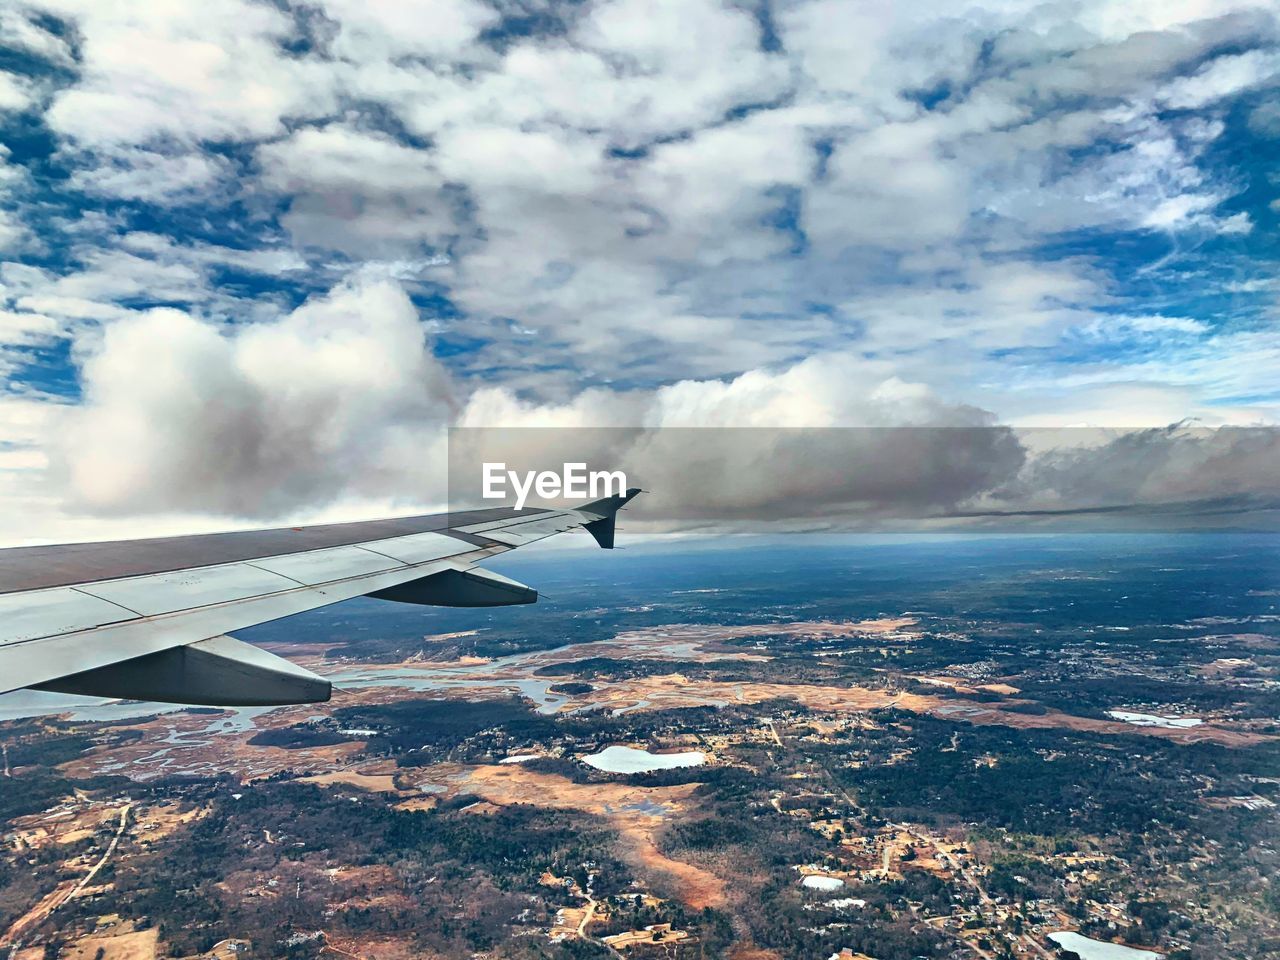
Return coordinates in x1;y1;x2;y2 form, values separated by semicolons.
800;875;845;891
1108;710;1202;729
1047;932;1162;959
581;745;706;773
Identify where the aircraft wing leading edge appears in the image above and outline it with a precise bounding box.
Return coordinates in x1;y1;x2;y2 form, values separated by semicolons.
0;488;640;707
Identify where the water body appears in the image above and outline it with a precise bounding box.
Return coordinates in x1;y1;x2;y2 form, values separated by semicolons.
0;689;189;722
801;875;845;891
1107;711;1202;729
332;662;575;715
581;745;706;773
1047;932;1162;959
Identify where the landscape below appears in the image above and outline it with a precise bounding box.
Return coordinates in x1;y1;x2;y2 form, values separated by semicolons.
1;535;1277;960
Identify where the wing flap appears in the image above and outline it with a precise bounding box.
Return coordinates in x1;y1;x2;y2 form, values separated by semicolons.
368;565;537;607
34;634;331;706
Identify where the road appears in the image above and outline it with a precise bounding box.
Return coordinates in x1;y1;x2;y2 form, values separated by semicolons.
766;720;784;746
3;803;132;956
70;804;132;899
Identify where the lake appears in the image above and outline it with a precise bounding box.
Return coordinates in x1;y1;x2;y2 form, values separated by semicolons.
1108;711;1202;729
801;875;845;891
1047;932;1162;959
581;745;706;773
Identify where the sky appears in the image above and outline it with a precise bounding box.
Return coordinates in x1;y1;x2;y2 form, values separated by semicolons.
0;0;1278;542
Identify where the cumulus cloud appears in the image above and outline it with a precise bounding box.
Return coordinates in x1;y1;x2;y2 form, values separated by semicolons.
257;124;454;259
66;148;232;203
26;0;1261;385
4;268;1275;539
51;276;454;517
319;0;496;61
42;0;336;147
0;0;1278;538
0;72;36;113
0;7;73;64
1160;48;1280;109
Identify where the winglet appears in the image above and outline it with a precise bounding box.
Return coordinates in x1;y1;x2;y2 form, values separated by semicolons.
581;487;642;549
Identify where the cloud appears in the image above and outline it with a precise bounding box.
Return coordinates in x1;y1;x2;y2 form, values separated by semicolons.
0;71;36;113
21;0;1257;392
452;401;1280;531
1159;48;1280;109
319;0;496;61
8;269;1278;540
981;424;1280;523
0;7;73;65
0;308;60;345
1250;99;1280;137
65;148;232;202
394;0;789;147
1076;313;1210;339
257;124;454;258
43;0;337;147
452;354;1033;526
50;275;454;517
0;0;1278;539
14;249;205;311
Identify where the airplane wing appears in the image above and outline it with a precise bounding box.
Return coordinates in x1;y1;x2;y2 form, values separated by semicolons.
0;488;640;707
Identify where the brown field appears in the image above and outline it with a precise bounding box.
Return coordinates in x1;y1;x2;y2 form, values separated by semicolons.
392;796;439;812
61;928;158;960
322;935;448;960
908;675;1022;696
427;764;727;909
7;804;119;850
988;703;1270;746
604;923;690;949
726;945;785;960
565;674;1269;747
299;767;402;793
58;708;369;781
46;613;1267;790
132;804;210;845
1;881;78;947
736;617;918;637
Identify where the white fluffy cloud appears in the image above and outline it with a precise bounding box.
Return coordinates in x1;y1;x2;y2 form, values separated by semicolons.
0;0;1276;537
51;276;453;517
257;124;455;258
319;0;497;62
66;149;231;203
42;0;335;147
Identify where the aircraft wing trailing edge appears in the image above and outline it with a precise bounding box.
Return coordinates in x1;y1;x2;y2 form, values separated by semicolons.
0;488;641;707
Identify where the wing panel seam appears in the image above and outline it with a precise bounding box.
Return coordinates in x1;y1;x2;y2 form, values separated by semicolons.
241;559;309;587
352;544;419;565
67;585;144;619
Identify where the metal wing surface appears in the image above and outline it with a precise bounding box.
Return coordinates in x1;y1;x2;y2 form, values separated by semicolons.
0;489;640;706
